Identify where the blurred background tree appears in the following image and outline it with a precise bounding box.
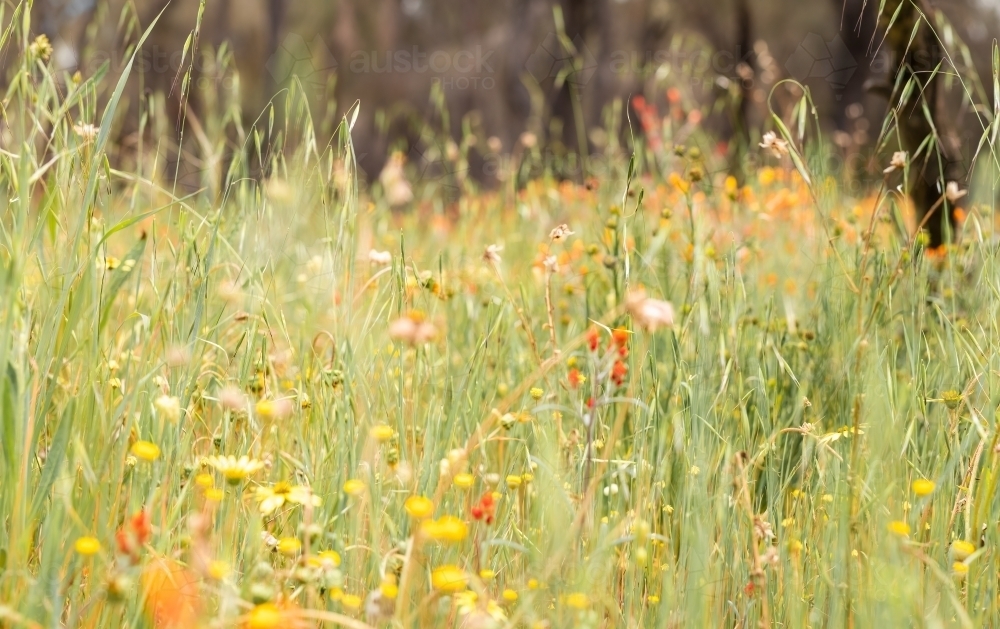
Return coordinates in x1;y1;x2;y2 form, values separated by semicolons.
34;0;999;202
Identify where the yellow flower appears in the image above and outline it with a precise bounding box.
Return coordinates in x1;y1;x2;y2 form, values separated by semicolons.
502;589;518;602
204;488;224;501
404;495;434;519
255;398;292;420
888;520;911;537
422;516;468;543
453;473;475;489
668;172;690;194
194;473;214;488
380;579;399;599
370;424;395;442
565;592;589;609
246;603;287;629
505;475;522;490
758;166;777;186
724;175;738;195
950;540;976;561
131;440;161;461
942;389;963;410
527;578;540;590
479;568;495;580
74;536;101;556
343;479;366;497
206;455;265;484
648;595;660;604
208;560;229;580
454;590;507;621
318;550;342;567
277;537;301;555
431;565;468;593
29;34;53;61
953;561;969;579
255;481;322;515
529;387;544;400
340;594;362;610
911;479;935;497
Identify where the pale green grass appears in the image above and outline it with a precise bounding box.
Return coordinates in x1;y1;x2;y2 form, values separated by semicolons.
3;4;1000;629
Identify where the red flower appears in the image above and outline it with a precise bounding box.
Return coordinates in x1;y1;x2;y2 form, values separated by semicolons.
130;511;152;544
471;493;496;525
611;360;628;387
586;327;601;352
116;510;152;562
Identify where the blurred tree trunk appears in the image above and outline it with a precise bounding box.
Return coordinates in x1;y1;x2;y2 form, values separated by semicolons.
730;0;752;182
550;0;588;154
834;0;875;130
882;0;960;247
502;0;540;143
267;0;288;96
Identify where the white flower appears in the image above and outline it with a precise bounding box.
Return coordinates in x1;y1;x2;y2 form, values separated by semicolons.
884;151;907;174
218;386;247;411
549;224;575;242
625;290;675;332
945;181;967;203
74;123;98;141
379;151;413;207
154;395;181;422
255;482;322;516
368;249;392;266
388;312;438;345
759;131;789;158
483;244;503;264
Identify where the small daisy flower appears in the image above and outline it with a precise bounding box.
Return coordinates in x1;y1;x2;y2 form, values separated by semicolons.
759;131;789;158
205;455;265;485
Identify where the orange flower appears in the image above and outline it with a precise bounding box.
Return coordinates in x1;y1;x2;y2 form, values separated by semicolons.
567;368;585;389
141;558;201;628
611;328;630;350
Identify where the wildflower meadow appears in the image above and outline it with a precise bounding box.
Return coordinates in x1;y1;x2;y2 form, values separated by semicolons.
4;3;1000;629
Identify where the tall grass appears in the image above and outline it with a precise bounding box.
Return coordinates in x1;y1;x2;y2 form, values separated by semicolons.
3;2;1000;628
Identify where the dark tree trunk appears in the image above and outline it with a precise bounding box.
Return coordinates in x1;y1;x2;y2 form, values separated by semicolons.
882;0;961;247
550;0;588;153
834;0;876;131
266;0;289;98
730;0;753;183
